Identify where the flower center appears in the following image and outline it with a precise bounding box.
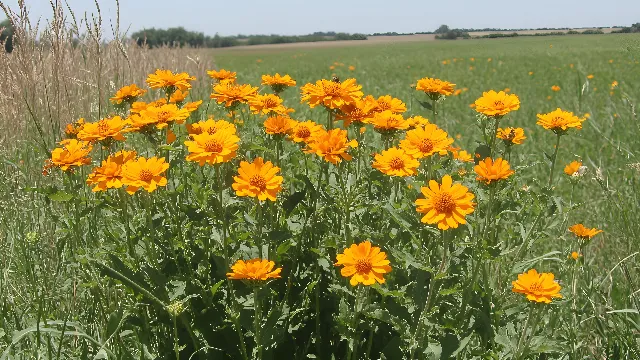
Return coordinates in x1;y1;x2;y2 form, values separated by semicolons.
355;259;372;274
552;116;564;124
249;174;267;191
296;127;311;139
323;82;342;96
158;111;171;122
433;192;456;213
493;100;505;108
97;120;110;133
418;139;435;153
204;139;223;153
389;156;405;170
528;282;542;293
206;127;219;135
264;99;279;108
139;169;154;181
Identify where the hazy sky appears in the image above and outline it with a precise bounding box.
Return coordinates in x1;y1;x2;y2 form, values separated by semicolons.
1;0;637;36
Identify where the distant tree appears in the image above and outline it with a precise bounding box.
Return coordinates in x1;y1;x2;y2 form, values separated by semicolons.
435;24;450;34
0;18;14;53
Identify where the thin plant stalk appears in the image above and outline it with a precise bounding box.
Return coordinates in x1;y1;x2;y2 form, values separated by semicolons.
253;287;263;360
548;134;562;187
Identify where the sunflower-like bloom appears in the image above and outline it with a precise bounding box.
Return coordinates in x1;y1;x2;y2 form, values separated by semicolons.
121;156;169;194
183;100;203;113
564;161;582;176
300;78;363;109
50;139;93;171
184;131;239;166
496;127;526;145
399;123;453;159
536;108;586;133
210;83;258;108
337;97;377;127
232;157;283;201
262;73;296;93
304;128;358;164
551;85;561;92
368;110;409;132
569;252;581;260
264;116;298;135
139;103;192;129
86;150;136;192
288;120;325;143
415;175;476;230
512;269;562;304
169;89;189;104
207;69;237;84
474;90;521;117
64;118;85;139
226;258;282;282
249;94;289;115
406;116;430;129
375;95;407;114
130;99;167;115
372;147;419;177
334;240;392;286
110;84;147;105
77;116;127;142
569;224;603;240
415;77;455;98
474;157;515;184
449;146;473;162
187;118;236;136
125;114;158;133
146;69;195;92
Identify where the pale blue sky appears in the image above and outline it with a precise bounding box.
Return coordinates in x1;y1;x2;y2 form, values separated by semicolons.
2;0;637;36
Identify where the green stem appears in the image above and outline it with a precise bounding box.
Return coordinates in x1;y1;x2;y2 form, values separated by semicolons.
254;287;263;360
431;98;437;122
548;134;562;187
488;117;501;156
327;109;334;130
515;305;540;359
172;315;181;359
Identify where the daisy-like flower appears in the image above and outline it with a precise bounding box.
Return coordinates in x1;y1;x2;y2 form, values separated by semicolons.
187;118;236;136
474;157;515;184
121;156;169;194
227;258;281;283
399;123;454;159
569;224;603;241
77;116;127;142
406;116;430;129
374;95;407;114
536;108;586;133
334;240;392;286
587;74;594;79
551;85;561;92
50;139;93;171
249;94;289;115
300;78;363;109
130;99;167;115
207;69;237;84
304;128;358;164
183;100;203;113
184;130;239;166
569;252;582;260
169;89;189;104
125;114;158;133
86;150;136;192
496;127;526;146
337;97;377;127
415;175;476;230
474;90;520;117
512;269;562;304
110;84;146;105
210;82;258;108
146;69;195;92
564;161;583;176
232;157;283;201
372;147;419;177
64;118;85;139
139;103;191;130
261;73;296;94
264;116;298;135
288;120;324;143
415;77;455;99
368;110;409;133
449;146;473;162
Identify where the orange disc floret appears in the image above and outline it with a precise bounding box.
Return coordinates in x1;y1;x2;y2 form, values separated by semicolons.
564;161;582;176
139;103;191;129
372;147;419;177
474;157;514;184
121;156;169;194
399;123;453;159
264;115;298;135
249;94;289;115
187;118;236;136
374;95;407;114
110;84;146;105
512;269;562;304
368;110;409;132
415;175;476;230
50;139;93;171
210;82;258;108
86;150;136;192
568;224;603;240
300;78;363;109
77;116;127;142
536;108;585;133
184;130;239;166
496;127;526;145
232;157;283;201
146;69;195;92
474;90;520;117
304;128;358;164
207;69;237;83
334;240;392;286
415;77;455;97
227;258;282;281
288;120;324;143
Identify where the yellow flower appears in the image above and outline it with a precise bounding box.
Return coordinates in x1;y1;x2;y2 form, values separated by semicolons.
249;94;289;115
536;108;585;132
334;240;392;286
474;90;520;117
399;123;453;159
187;118;236;136
564;161;582;176
50;139;92;171
125;114;158;133
496;127;526;145
374;95;407;114
288;120;324;143
139;103;191;129
415;77;455;98
405;116;430;129
453;89;463;96
304;128;358;164
232;157;283;201
183;100;203;113
169;89;189;103
569;224;603;240
130;99;167;115
611;80;618;89
86;150;136;192
300;78;363;109
512;269;562;304
210;82;258;108
110;84;146;105
348;65;356;71
184;130;239;166
227;258;282;281
528;71;534;76
569;252;582;260
368;110;409;132
372;147;420;177
146;69;195;92
551;85;561;92
449;147;473;162
77;116;127;142
336;97;377;127
121;156;169;194
415;175;476;230
587;74;594;79
474;157;514;184
264;116;298;135
64;118;86;139
261;73;296;93
207;69;237;83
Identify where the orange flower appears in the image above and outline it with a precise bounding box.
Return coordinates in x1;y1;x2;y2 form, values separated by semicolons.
368;110;409;132
183;100;203;113
130;99;167;115
474;157;514;184
207;69;237;83
304;128;358;164
569;252;582;260
536;108;585;133
125;114;158;133
248;94;289;115
77;116;127;142
288;120;324;143
551;85;561;92
496;127;526;145
569;224;603;240
399;123;453;159
300;78;363;109
139;103;191;129
64;118;85;139
227;258;282;282
210;83;258;108
264;116;298;135
146;69;195;92
110;84;146;105
372;147;420;177
374;95;407;114
474;90;520;117
564;161;582;176
415;77;455;98
334;241;392;286
512;269;562;304
121;156;169;194
50;139;93;171
449;147;473;162
232;157;283;201
336;97;377;127
86;150;137;192
587;74;594;79
405;116;430;129
184;130;239;166
187;118;236;136
261;73;296;93
415;175;476;230
169;89;189;103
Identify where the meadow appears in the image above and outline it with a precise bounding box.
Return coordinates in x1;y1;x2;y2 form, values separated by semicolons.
0;6;639;358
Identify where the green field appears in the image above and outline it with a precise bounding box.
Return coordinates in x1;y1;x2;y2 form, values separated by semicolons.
1;34;639;359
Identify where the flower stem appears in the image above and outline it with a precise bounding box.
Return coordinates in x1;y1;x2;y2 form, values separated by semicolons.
253;287;263;360
432;98;437;122
327;108;334;130
515;304;540;359
172;315;181;360
256;200;264;258
548;134;562;187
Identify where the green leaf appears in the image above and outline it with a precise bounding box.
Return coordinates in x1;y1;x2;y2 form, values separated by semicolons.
282;190;306;217
473;144;491;164
210;280;225;297
47;191;73;202
417;99;433;110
